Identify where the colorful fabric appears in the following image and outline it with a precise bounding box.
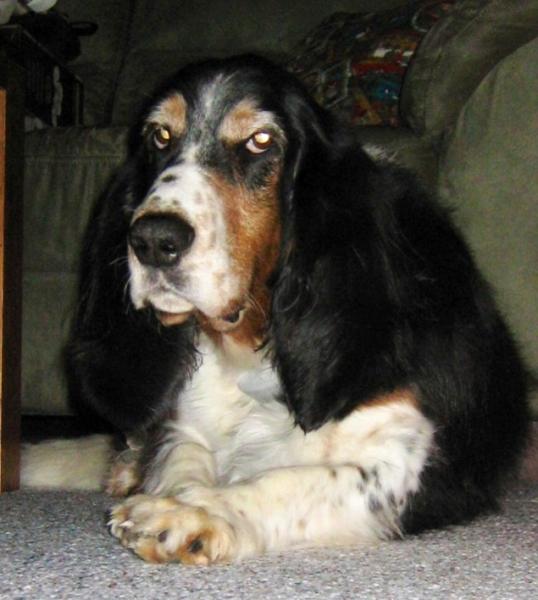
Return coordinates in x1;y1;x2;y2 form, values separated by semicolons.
287;1;457;126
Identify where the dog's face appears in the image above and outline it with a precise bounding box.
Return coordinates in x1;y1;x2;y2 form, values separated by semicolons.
127;60;292;332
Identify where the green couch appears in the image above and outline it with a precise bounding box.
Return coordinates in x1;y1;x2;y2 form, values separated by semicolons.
22;0;538;418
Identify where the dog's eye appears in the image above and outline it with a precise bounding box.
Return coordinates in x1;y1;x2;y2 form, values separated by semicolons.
245;131;273;154
153;126;172;150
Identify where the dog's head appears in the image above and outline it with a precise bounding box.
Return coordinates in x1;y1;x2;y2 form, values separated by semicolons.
73;55;368;432
124;55;333;339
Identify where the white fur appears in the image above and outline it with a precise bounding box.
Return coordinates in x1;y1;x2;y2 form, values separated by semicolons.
22;333;434;561
21;434;112;490
362;143;397;163
110;334;435;562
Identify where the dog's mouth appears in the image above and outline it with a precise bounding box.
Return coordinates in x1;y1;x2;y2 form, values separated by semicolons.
153;305;245;331
138;278;247;331
154;309;194;327
149;295;195;327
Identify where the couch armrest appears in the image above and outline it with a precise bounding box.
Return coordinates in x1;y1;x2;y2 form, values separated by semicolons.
438;38;538;416
401;0;538;148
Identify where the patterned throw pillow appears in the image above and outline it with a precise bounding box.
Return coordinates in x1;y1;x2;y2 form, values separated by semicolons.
287;0;457;126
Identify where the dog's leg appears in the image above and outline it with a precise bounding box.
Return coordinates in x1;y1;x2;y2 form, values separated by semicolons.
106;447;142;497
106;431;150;497
105;427;217;497
142;436;218;495
109;400;434;564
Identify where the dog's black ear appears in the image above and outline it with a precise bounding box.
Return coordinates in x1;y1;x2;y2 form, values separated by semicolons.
270;89;401;433
66;161;197;433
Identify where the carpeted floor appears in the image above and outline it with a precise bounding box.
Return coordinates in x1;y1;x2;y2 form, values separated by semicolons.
1;484;537;600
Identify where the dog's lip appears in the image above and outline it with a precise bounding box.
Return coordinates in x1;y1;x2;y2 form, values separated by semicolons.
152;302;245;330
150;297;195;326
154;309;194;326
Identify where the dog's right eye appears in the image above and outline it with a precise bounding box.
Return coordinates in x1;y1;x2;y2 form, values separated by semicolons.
245;131;273;154
153;126;172;150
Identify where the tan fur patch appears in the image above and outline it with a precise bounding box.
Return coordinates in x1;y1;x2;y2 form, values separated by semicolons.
146;92;187;138
219;98;282;145
200;168;281;349
363;388;419;409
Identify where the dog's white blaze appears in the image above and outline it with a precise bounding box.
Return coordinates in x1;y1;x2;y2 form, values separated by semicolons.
201;75;228;115
128;160;241;318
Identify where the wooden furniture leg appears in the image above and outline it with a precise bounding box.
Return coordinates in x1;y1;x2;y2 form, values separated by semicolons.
0;78;24;492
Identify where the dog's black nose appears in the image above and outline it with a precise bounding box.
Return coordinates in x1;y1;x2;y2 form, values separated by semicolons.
129;214;194;268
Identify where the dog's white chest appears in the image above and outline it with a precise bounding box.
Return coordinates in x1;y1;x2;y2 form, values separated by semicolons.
175;335;294;480
236;364;282;404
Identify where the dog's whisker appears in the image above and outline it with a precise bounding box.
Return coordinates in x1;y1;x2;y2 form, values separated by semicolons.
246;291;266;319
109;255;129;268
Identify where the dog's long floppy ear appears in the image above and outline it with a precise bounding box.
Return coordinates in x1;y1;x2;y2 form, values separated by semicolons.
271;86;399;433
66;161;197;433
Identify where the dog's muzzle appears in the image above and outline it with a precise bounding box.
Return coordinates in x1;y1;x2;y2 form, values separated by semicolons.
128;212;246;329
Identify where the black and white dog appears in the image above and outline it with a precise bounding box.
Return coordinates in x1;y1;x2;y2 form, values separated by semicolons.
50;55;529;564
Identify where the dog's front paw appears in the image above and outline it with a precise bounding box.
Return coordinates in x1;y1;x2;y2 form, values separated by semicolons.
108;494;236;565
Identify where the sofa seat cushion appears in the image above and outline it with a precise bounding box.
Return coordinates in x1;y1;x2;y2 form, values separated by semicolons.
24;127;128;273
22;273;78;415
439;38;538;414
23;127;128;414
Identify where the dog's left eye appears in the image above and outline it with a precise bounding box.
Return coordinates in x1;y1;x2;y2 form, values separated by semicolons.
245;131;273;154
153;126;172;150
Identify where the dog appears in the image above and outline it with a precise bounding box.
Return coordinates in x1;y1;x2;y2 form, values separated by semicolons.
58;55;529;565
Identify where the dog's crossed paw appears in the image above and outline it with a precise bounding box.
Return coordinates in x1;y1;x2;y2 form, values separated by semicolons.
109;494;235;565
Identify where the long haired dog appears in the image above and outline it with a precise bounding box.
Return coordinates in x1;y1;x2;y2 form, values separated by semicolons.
67;55;529;564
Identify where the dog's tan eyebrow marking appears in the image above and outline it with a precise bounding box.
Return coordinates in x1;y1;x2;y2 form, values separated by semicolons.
146;92;187;137
219;98;281;144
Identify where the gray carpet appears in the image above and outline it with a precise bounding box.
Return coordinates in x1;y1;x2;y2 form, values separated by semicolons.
1;485;537;600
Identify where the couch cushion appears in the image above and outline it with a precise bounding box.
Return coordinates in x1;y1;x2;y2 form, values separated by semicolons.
401;0;538;148
439;38;538;414
23;127;128;414
24;127;128;273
